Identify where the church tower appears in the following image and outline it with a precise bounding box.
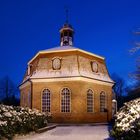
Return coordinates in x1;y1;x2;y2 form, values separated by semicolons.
60;10;74;46
60;23;74;46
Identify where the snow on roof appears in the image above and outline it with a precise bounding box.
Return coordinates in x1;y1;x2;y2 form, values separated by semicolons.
41;46;77;52
28;45;104;64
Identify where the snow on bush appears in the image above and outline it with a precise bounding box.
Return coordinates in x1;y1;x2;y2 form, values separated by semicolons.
0;104;51;139
111;98;140;139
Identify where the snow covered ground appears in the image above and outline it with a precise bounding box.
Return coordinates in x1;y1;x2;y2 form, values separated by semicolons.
14;125;113;140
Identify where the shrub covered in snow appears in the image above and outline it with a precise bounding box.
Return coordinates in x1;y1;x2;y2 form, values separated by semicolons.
0;104;51;139
111;98;140;139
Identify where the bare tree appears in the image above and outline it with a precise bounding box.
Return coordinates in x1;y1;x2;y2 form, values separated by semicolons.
0;76;14;98
123;28;140;101
0;76;19;105
111;73;125;108
129;28;140;81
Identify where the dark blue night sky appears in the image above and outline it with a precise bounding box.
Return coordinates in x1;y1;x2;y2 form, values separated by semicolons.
0;0;140;86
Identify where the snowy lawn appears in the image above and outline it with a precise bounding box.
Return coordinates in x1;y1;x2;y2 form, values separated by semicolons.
14;125;114;140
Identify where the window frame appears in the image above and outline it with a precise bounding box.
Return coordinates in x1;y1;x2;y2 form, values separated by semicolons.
100;91;106;112
87;89;94;113
41;88;51;113
60;87;71;113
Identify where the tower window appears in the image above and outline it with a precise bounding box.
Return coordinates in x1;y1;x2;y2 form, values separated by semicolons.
87;89;94;112
69;32;72;37
100;91;106;112
64;31;68;36
61;88;71;112
42;89;51;112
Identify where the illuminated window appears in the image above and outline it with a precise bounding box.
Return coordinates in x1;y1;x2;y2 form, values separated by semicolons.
87;89;94;112
61;88;71;112
42;89;51;112
100;92;106;112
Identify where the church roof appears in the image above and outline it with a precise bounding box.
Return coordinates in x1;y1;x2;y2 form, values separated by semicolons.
28;46;104;64
42;46;77;52
21;45;114;84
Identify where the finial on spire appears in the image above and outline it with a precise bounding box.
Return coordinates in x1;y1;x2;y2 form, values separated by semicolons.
65;6;69;24
59;7;74;47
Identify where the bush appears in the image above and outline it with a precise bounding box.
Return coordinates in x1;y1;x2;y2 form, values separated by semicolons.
0;104;51;139
110;98;140;140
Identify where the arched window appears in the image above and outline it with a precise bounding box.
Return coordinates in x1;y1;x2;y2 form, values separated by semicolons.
42;89;51;112
100;92;106;112
61;88;71;112
87;89;94;112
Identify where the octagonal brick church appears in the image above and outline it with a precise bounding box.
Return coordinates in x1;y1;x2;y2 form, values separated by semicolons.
19;22;115;123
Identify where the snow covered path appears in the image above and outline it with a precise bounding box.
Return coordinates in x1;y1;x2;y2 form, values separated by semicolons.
15;125;113;140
